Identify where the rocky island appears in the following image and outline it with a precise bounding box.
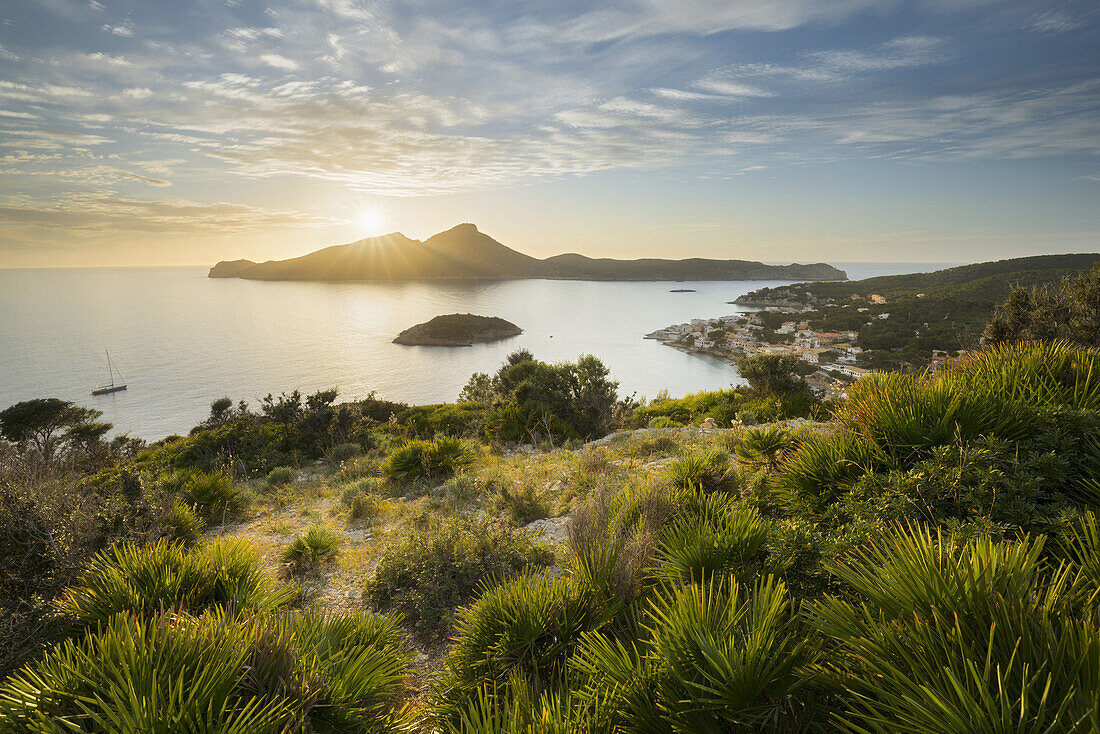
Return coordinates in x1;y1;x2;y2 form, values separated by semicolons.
393;313;522;346
209;223;848;282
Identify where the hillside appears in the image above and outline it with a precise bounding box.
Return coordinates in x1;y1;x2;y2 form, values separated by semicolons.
5;342;1100;731
208;223;848;282
735;253;1100;368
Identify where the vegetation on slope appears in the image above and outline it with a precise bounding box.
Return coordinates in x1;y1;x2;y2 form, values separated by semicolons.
5;273;1100;730
736;254;1100;369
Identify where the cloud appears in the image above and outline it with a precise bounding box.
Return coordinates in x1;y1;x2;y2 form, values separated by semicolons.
807;35;947;73
101;23;134;37
555;0;887;42
0;193;327;233
0;0;1096;223
260;53;299;71
83;52;132;66
8;164;171;186
1027;11;1084;33
692;79;774;97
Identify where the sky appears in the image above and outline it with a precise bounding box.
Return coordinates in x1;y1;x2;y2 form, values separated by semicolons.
0;0;1098;267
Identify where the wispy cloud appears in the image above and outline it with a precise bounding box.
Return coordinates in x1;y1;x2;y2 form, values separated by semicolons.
259;54;299;71
0;0;1097;260
0;193;327;233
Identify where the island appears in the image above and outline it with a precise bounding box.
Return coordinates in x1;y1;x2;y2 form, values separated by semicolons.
393;313;523;346
209;223;848;282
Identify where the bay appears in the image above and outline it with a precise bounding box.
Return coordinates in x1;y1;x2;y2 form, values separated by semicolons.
0;262;954;440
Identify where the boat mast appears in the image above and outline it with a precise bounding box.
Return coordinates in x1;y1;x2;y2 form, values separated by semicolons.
106;350;114;388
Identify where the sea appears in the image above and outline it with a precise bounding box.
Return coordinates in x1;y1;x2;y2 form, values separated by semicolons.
0;262;954;440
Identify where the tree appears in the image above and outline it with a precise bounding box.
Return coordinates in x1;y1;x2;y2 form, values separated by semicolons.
260;390;302;433
208;397;233;424
0;398;109;464
458;372;493;403
458;351;621;440
985;264;1100;347
737;354;809;397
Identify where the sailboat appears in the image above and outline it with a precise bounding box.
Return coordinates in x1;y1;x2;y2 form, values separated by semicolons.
91;350;128;395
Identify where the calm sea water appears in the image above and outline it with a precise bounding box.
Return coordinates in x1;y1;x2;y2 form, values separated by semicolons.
0;262;952;440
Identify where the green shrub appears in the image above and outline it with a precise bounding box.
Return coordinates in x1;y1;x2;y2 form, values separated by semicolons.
735;423;796;473
134;416;293;475
57;539;295;629
265;465;296;488
366;520;553;643
432;573;614;727
338;455;381;482
0;609;413;733
180;470;247;520
574;576;814;732
381;436;474;482
495;481;550;525
665;449;740;494
807;524;1100;733
163;499;204;546
281;525;342;574
1063;510;1100;608
649;496;769;585
340;479;386;523
394;402;490;439
779;344;1100;511
569;482;677;609
329;442;361;463
630;389;742;428
442;474;480;512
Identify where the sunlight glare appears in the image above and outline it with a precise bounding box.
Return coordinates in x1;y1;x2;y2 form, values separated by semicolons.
356;208;386;235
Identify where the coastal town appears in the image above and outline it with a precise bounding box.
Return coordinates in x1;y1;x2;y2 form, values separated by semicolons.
646;307;876;400
647;291;975;400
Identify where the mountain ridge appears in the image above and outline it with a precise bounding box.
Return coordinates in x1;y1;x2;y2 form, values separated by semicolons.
208;223;848;282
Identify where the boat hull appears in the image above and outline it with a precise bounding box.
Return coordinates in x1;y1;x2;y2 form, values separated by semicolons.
91;385;127;396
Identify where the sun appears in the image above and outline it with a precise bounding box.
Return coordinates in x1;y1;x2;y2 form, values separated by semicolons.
355;208;387;235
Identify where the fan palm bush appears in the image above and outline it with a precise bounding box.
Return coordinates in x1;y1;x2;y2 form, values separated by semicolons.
382;436;474;482
947;340;1100;413
264;465;296;488
648;494;769;585
181;469;247;520
665;449;740;494
0;611;292;733
163;498;205;546
0;609;414;733
443;676;590;734
1061;510;1100;611
807;524;1100;733
58;539;295;629
573;575;815;732
432;573;615;727
735;423;796;473
778;343;1100;510
281;525;342;574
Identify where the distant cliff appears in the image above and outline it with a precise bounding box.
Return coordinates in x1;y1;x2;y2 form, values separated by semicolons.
209;223;847;282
